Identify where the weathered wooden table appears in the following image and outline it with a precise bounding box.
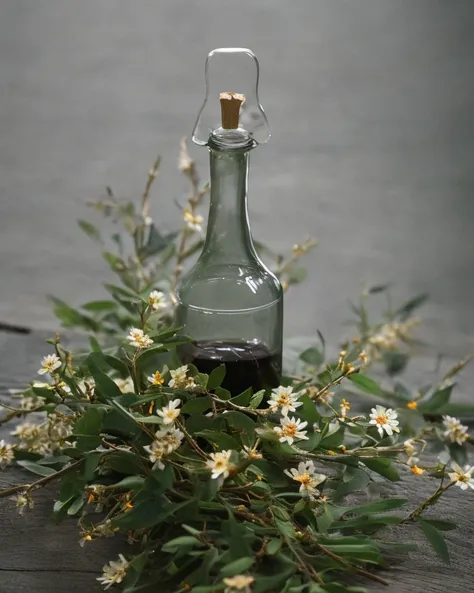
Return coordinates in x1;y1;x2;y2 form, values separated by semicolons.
1;331;474;593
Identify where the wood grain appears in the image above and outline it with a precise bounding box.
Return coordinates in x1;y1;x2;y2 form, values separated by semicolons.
1;331;474;592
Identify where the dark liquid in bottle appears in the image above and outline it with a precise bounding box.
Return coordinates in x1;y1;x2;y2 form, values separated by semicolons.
178;340;281;397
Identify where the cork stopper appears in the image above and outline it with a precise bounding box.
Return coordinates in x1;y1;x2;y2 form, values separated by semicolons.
219;92;245;129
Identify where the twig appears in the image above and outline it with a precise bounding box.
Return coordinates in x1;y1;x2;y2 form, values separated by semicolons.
403;479;456;523
0;459;83;499
314;541;389;586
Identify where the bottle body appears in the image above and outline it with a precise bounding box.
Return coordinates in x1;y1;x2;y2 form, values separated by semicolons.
174;139;283;395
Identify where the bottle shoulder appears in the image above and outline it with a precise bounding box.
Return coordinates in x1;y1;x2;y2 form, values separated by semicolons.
175;260;283;310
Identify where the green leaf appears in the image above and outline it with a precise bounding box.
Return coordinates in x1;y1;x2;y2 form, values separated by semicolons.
207;364;226;390
275;518;295;539
333;468;371;501
434;402;474;419
195;373;209;389
419;385;453;413
112;476;146;490
113;498;164;530
82;300;116;312
342;498;408;515
347;374;383;396
74;407;104;436
322;544;382;564
267;538;282;555
220;557;254;577
161;536;203;553
87;353;123;399
83;451;102;481
396;293;428;321
359;458;400;482
383;352;409;376
300;394;320;425
249;390;265;409
229;387;253;407
16;460;56;477
418;520;450;563
181;396;213;414
418;519;457;531
67;494;85;516
254;567;296;593
78;219;101;243
300;346;324;366
195;430;240;450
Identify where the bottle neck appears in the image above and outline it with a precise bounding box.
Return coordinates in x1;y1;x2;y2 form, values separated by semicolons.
201;144;258;264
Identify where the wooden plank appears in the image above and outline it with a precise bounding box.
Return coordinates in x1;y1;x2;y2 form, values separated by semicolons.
1;331;474;592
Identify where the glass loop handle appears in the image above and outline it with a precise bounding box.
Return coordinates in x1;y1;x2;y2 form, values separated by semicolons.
192;48;271;147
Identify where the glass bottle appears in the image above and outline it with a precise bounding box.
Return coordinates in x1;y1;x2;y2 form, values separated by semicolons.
174;49;283;396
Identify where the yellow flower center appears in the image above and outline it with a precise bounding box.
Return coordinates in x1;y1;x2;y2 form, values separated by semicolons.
283;423;298;437
277;394;291;406
407;401;418;410
375;414;388;425
151;372;164;385
295;473;312;485
411;465;424;475
458;474;468;482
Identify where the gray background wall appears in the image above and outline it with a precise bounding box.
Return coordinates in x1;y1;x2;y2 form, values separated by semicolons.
1;0;473;356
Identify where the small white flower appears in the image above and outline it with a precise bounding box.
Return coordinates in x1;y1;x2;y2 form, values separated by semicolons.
147;370;165;386
0;440;14;470
168;365;196;390
369;405;400;438
154;426;184;455
284;460;326;496
142;441;166;469
148;290;167;311
242;445;263;460
442;415;469;446
206;450;233;480
183;209;204;232
156;399;181;425
97;554;129;590
38;354;61;376
127;328;154;349
223;574;255;593
274;416;309;446
114;377;135;393
448;462;474;491
11;492;34;515
267;385;303;416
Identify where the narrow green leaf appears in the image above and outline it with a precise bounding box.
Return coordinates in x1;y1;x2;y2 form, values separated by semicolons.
396;293;428;321
86;353;123;399
419;519;457;531
67;494;85;516
267;538;282;555
16;460;56;477
181;396;213;414
347;374;383;396
82;300;116;312
418;520;450;563
419;385;453;413
249;389;265;409
219;557;254;577
78;219;101;243
161;536;202;553
343;498;408;515
195;430;240;450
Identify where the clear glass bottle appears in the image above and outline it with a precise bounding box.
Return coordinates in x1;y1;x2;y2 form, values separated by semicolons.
174;49;283;396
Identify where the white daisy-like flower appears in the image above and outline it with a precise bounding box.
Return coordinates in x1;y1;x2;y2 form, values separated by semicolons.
442;415;469;446
369;405;400;438
147;370;165;386
154;426;184;455
0;440;14;470
148;290;167;311
37;354;61;376
142;440;166;470
206;450;233;480
183;209;204;232
223;574;255;593
127;328;153;349
284;460;326;496
274;416;309;446
267;385;303;416
448;462;474;491
156;399;181;425
11;492;34;515
168;365;196;390
97;554;129;590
